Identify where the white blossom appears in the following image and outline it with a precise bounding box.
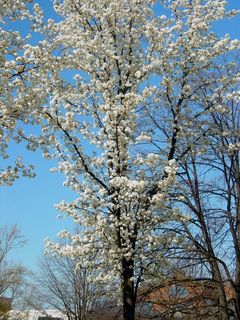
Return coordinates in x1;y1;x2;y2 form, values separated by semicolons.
3;0;238;315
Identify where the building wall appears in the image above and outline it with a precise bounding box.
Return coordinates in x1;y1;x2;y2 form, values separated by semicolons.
9;309;67;320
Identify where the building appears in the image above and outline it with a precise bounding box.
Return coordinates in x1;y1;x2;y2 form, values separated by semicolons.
140;274;237;319
9;309;67;320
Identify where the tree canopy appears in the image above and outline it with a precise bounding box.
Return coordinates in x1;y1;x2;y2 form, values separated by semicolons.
1;0;240;319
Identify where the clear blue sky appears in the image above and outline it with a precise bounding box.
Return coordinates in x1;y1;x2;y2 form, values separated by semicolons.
1;0;240;272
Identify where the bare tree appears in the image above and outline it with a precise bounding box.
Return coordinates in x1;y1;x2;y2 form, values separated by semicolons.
162;60;240;319
33;252;114;320
0;225;29;320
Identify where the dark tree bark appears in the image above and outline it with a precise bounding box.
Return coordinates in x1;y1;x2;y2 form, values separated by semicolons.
122;257;135;320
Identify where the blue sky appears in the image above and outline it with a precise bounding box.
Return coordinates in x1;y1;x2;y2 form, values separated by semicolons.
1;0;240;272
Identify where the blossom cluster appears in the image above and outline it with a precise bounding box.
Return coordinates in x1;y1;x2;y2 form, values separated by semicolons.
2;0;240;305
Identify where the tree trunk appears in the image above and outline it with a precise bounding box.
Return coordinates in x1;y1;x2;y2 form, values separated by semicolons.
235;169;240;319
211;260;229;320
122;257;135;320
189;160;229;320
234;279;240;319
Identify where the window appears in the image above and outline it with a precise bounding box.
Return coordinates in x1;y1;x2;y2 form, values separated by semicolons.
169;284;188;299
136;301;155;317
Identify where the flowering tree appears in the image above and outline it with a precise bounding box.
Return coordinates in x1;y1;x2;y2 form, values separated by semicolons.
20;0;240;319
0;0;35;185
